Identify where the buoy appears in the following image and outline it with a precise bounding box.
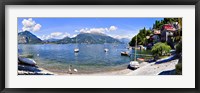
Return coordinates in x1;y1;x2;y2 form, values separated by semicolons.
74;69;78;72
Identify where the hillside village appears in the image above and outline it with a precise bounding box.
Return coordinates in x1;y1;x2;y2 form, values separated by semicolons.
129;18;182;75
129;18;182;50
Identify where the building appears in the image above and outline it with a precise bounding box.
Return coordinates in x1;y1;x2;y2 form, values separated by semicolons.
160;23;180;49
146;22;181;50
152;29;161;43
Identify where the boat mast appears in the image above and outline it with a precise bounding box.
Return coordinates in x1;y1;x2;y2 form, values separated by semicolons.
134;34;137;61
76;37;78;48
104;40;106;47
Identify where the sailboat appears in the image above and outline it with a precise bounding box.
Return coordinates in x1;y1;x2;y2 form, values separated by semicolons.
121;43;130;56
74;37;79;53
104;40;109;52
121;51;129;56
129;34;139;69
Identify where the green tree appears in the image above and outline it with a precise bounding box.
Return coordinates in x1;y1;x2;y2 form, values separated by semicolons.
129;27;152;46
130;18;182;47
174;18;182;43
153;20;164;29
175;63;182;75
153;18;181;30
175;41;182;54
163;18;179;24
151;42;171;57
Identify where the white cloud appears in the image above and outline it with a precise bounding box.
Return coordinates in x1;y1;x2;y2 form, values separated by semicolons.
78;28;106;34
50;32;63;37
109;26;117;31
21;18;42;32
71;34;77;38
75;30;79;32
33;24;42;32
41;32;70;40
22;18;35;27
60;33;71;38
76;26;118;34
109;34;133;40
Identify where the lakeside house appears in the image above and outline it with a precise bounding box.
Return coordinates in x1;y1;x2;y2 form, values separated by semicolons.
160;24;176;41
146;22;181;49
134;45;146;50
152;29;161;43
146;29;161;50
161;23;180;49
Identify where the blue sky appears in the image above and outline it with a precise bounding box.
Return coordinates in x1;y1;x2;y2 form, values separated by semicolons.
18;18;163;40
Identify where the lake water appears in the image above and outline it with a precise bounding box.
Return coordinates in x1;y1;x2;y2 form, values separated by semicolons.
18;44;139;74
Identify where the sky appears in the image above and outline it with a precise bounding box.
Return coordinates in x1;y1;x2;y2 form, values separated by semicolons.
18;18;163;40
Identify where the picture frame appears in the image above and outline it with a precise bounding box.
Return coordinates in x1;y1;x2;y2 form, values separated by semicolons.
0;0;199;93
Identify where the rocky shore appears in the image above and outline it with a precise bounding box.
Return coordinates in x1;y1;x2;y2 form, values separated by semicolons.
126;59;178;75
18;64;54;75
17;55;178;75
18;56;54;75
59;59;179;76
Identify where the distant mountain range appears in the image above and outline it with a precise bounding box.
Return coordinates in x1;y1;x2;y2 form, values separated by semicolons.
118;38;130;44
18;31;128;44
43;38;60;42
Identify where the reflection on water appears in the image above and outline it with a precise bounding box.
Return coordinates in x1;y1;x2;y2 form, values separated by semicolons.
18;44;137;74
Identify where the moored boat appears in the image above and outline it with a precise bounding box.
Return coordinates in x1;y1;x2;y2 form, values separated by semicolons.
74;37;79;53
74;48;79;53
121;51;129;56
104;48;109;52
18;57;37;66
137;58;145;62
128;33;139;70
104;40;109;52
129;61;139;69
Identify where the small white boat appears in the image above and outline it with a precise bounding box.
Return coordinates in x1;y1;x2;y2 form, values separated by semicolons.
74;48;79;53
18;57;37;66
128;33;139;70
121;51;129;56
129;61;139;69
104;40;109;52
104;48;109;52
74;37;79;53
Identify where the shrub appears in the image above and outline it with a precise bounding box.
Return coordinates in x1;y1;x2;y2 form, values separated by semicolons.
151;42;171;57
175;63;182;75
175;41;182;54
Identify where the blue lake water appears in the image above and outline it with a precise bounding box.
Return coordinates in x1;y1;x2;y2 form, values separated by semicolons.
18;44;137;74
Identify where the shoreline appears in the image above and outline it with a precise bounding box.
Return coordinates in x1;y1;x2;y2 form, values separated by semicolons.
18;64;55;75
41;59;178;76
18;55;179;75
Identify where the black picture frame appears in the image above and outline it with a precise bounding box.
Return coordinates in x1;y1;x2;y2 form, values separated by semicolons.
0;0;199;93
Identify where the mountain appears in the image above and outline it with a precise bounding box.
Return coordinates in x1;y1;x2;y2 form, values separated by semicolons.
55;36;71;44
55;32;122;44
18;31;123;44
18;31;43;44
43;38;60;43
118;38;130;44
75;33;122;44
